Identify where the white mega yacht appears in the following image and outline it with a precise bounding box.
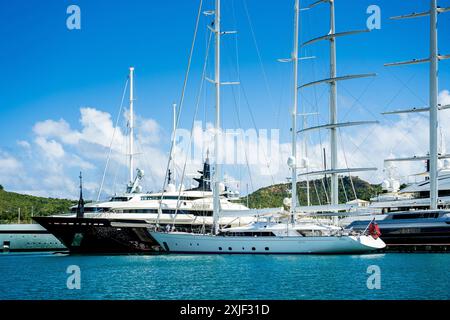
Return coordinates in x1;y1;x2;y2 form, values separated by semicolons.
34;160;258;254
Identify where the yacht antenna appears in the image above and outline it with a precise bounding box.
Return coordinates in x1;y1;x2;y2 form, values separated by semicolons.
77;171;85;219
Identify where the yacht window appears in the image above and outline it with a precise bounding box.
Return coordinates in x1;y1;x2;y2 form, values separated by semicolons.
110;197;130;202
141;195;204;201
392;212;440;220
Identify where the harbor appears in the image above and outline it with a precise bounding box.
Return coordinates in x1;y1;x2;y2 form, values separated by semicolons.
1;0;450;304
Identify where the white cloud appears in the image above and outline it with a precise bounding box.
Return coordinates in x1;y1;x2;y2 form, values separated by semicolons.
439;90;450;106
0;153;22;173
1;106;168;199
35;137;65;158
17;140;31;149
33;119;81;145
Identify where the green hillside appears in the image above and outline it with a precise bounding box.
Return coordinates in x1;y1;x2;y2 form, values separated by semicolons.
0;185;75;224
241;176;383;209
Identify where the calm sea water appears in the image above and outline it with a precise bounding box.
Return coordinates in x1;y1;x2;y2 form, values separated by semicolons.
0;252;449;300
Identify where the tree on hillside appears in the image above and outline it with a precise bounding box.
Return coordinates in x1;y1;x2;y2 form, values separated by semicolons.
0;185;3;191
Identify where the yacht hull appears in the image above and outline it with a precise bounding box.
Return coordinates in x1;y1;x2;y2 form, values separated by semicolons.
0;224;65;252
34;217;159;254
149;232;385;254
347;219;450;249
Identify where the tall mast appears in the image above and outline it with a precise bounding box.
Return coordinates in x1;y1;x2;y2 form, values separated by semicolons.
429;0;438;210
290;0;300;222
329;0;338;205
298;0;378;206
129;67;135;184
212;0;221;235
383;0;450;209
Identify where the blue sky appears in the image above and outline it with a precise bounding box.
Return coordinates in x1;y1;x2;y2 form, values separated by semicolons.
0;0;449;200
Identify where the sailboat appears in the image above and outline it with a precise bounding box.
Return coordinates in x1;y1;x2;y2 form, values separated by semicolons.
149;0;386;254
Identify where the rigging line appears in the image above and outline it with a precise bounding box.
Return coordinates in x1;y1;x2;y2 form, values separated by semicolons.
112;122;128;196
221;35;277;187
312;178;322;206
222;3;277;186
340;78;377;121
221;35;258;194
321;171;330;204
389;68;428;106
239;82;276;186
242;0;276;113
157;0;203;224
352;79;429;164
96;78;129;201
227;56;256;195
172;30;213;226
134;127;158;189
338;129;358;200
340;175;348;203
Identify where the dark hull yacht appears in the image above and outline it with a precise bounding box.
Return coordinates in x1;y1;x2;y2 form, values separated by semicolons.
346;210;450;251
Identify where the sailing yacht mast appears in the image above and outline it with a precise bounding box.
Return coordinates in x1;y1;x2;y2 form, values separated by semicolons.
429;0;439;210
212;0;222;235
329;0;338;205
290;0;300;222
128;67;135;185
298;0;378;207
383;0;450;210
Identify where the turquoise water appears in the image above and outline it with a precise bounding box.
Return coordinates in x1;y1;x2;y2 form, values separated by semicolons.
0;252;449;300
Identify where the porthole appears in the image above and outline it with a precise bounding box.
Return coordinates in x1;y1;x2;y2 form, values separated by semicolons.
252;247;256;251
219;247;222;251
265;247;269;251
228;247;232;251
